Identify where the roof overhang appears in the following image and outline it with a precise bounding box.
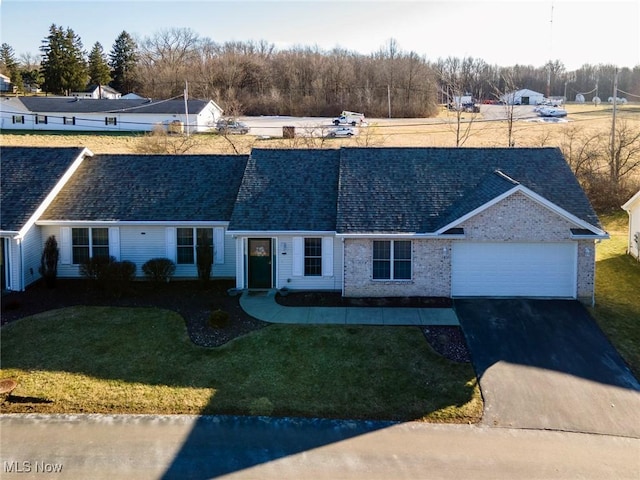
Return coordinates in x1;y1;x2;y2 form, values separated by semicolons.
434;184;609;239
227;230;336;236
36;220;229;226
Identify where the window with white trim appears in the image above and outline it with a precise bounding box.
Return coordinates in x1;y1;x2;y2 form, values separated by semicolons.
72;227;109;264
12;115;24;124
35;114;47;124
304;238;322;276
176;228;214;265
63;116;76;125
105;117;117;125
373;240;411;280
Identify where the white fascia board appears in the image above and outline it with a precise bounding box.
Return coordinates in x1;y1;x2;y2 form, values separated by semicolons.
435;185;608;237
228;230;336;237
36;220;229;227
0;230;20;237
336;232;439;239
622;190;640;211
571;233;610;240
17;147;94;239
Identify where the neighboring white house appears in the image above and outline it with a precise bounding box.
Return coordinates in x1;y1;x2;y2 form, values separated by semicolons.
0;73;12;93
622;190;640;260
501;89;545;105
0;96;224;133
121;92;145;100
70;85;122;99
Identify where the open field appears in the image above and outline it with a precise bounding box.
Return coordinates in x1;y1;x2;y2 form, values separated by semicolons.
2;104;639;154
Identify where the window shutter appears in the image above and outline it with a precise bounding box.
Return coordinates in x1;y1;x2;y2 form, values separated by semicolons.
105;117;108;126
292;237;303;276
60;227;71;265
214;227;224;264
165;227;176;261
109;227;120;261
322;237;334;277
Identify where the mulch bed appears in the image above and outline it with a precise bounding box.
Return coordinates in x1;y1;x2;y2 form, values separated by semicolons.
1;281;470;361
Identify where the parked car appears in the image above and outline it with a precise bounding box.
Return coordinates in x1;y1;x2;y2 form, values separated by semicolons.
326;126;355;138
215;119;249;134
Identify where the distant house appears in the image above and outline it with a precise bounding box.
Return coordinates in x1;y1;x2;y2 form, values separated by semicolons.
2;146;608;305
0;73;12;93
622;190;640;260
121;92;145;100
0;97;224;133
501;89;545;105
70;85;122;99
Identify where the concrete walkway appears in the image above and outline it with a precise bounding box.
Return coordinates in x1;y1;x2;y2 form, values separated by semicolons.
239;290;459;326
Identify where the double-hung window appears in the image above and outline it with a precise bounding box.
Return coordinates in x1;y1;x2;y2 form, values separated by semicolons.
304;238;322;276
373;240;411;280
72;227;109;264
12;115;24;124
105;117;117;126
63;116;76;125
35;114;47;124
176;228;213;264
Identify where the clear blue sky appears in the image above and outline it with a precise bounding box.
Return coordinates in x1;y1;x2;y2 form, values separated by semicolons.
1;0;639;71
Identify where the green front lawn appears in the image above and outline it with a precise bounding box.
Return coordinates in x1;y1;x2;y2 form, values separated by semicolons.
0;306;481;422
590;212;640;377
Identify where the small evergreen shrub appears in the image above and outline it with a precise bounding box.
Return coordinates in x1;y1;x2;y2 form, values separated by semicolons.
39;235;60;288
80;256;115;283
208;309;230;328
142;258;176;283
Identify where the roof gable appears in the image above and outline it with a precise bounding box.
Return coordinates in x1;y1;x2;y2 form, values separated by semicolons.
40;154;248;222
1;146;89;232
622;189;640;211
228;149;341;232
336;147;602;234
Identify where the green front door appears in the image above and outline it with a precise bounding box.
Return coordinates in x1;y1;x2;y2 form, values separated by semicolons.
248;238;272;288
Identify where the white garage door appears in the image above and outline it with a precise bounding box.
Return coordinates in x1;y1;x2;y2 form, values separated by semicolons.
451;242;577;298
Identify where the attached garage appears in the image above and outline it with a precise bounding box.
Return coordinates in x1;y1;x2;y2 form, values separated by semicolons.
451;242;577;298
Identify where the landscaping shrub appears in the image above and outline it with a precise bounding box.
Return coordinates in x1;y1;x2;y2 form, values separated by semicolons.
196;242;213;283
80;256;115;283
142;258;176;283
80;256;136;296
208;309;230;328
39;235;60;288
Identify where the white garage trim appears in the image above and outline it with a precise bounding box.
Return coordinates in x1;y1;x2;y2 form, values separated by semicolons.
452;242;577;298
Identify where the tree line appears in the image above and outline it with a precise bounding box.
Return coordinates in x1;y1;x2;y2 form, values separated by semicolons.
1;26;639;118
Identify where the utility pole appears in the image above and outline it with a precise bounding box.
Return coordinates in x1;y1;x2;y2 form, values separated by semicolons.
610;68;618;164
184;80;190;137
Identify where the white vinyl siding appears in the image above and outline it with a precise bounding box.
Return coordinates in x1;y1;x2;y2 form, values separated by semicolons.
44;225;235;279
276;235;341;291
451;242;577;298
21;227;43;289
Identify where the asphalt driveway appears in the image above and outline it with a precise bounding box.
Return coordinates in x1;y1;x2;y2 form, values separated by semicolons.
455;299;640;438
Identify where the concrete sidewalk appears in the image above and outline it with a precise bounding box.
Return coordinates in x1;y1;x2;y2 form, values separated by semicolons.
239;290;459;326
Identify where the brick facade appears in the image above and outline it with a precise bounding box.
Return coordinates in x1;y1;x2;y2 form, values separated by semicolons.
343;192;596;303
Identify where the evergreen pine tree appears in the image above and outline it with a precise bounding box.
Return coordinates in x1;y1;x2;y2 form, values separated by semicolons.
88;42;112;96
109;31;138;94
40;24;87;95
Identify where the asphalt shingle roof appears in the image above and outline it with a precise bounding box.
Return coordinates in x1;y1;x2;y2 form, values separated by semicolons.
336;147;601;234
1;146;86;232
17;97;212;115
228;149;341;231
41;154;248;222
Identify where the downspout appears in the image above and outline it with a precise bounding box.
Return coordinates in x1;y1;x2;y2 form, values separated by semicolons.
591;241;597;307
341;238;345;297
19;237;25;292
